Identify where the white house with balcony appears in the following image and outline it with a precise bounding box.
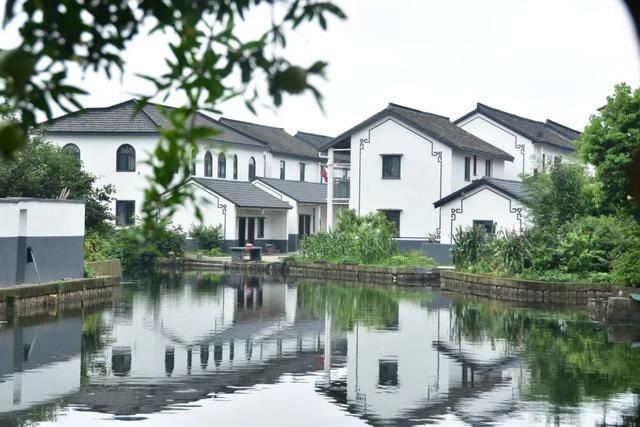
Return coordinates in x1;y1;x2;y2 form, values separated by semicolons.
321;103;515;252
454;103;580;180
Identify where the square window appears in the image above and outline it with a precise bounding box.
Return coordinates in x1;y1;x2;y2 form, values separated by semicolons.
378;360;398;387
116;200;135;226
382;155;401;179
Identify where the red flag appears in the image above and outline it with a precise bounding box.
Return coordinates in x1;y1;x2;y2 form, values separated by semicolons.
321;165;328;183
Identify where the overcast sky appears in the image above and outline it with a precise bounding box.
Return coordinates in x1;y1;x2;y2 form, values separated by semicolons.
1;0;639;136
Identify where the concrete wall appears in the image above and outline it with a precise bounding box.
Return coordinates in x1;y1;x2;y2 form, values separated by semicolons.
439;185;528;244
0;200;85;286
271;154;322;183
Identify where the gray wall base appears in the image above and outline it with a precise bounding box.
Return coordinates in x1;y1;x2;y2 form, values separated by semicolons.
396;240;454;266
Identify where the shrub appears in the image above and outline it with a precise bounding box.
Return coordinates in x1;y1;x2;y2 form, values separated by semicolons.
612;240;640;286
189;224;223;250
110;224;187;270
298;209;398;265
451;226;489;269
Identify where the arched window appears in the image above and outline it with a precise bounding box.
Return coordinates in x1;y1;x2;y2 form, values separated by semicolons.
233;155;238;180
218;153;226;178
63;143;80;160
116;144;136;172
204;151;213;177
248;157;256;181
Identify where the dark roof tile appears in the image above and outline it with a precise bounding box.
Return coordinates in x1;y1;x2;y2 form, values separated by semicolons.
192;178;292;209
256;177;327;204
433;177;524;208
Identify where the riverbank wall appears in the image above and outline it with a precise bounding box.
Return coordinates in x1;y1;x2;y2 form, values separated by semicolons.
0;259;122;320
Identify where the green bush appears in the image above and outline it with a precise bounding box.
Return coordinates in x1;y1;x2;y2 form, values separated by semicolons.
613;240;640;286
189;224;223;250
299;209;399;265
451;226;489;269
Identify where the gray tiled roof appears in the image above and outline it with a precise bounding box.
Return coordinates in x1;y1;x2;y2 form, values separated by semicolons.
256;177;327;204
220;118;320;160
40;99;268;148
322;103;514;161
294;131;333;149
433;177;523;207
192;178;292;209
456;103;579;151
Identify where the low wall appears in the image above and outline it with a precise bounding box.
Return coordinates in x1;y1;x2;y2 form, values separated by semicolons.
165;258;286;275
285;261;438;285
0;276;118;320
439;270;627;305
87;259;122;278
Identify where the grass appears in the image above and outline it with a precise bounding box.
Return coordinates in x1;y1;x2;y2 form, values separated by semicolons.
463;265;615;284
298;250;438;268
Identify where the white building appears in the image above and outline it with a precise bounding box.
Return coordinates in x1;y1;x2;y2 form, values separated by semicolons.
322;103;515;250
455;103;580;180
434;177;527;244
43;100;328;229
0;198;85;286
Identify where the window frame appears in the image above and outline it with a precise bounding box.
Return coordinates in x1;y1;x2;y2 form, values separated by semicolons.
473;220;495;234
248;157;256;181
204;151;213;177
115;200;136;226
473;155;477;176
233;155;238;180
381;154;402;179
485;159;492;177
257;217;265;238
63;143;81;161
280;160;286;180
116;144;136;172
218;152;226;178
464;156;471;182
299;162;306;181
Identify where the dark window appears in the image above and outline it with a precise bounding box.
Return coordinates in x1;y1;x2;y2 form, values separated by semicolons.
299;162;306;181
233;155;238;180
257;217;265;238
485;160;492;177
116;144;136;172
280;160;285;180
204;151;213;177
248;157;256;181
473;155;477;176
381;210;400;236
542;153;546;171
473;220;495;234
382;155;401;179
63;143;80;160
190;161;196;176
299;214;312;237
378;360;398;387
116;200;135;226
112;347;132;377
464;157;471;181
218;153;226;178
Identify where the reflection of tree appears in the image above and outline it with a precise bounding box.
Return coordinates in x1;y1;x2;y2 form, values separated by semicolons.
81;312;112;384
453;299;640;408
298;282;431;330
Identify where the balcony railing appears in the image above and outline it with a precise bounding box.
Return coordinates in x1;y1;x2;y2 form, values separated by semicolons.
333;177;350;199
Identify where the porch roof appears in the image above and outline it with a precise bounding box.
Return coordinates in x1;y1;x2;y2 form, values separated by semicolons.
191;178;292;209
255;177;327;204
433;177;524;208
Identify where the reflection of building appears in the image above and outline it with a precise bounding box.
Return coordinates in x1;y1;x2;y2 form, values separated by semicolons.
0;317;83;418
319;296;526;426
75;274;327;415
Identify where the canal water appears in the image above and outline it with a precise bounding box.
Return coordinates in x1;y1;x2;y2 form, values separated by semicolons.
1;271;640;426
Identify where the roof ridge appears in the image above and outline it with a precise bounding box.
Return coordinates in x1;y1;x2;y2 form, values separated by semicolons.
259;177;326;185
477;102;545;126
295;130;332;138
387;102;450;120
220;117;285;130
215;119;270;147
544;119;580;134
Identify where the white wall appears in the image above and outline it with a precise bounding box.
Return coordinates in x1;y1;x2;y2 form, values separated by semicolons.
47;134;319;222
0;200;85;237
440;185;527;244
457;113;533;181
270;154;322;183
450;151;506;191
236;207;289;241
348;117;454;239
170;183;237;240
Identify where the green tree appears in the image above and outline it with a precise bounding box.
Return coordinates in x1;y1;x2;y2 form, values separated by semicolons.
578;83;640;217
0;127;114;234
0;0;346;235
523;160;594;228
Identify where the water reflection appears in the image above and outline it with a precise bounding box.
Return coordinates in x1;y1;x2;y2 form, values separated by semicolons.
0;272;640;426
